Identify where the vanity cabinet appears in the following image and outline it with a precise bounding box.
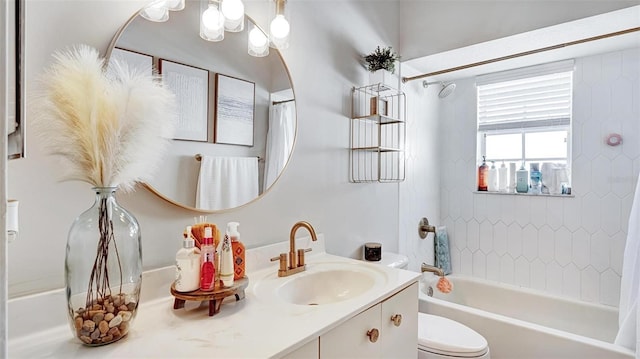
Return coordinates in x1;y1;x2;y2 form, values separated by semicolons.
282;338;319;359
319;282;418;358
350;83;406;183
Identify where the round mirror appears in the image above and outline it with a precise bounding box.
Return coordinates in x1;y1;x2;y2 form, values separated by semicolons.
107;0;296;212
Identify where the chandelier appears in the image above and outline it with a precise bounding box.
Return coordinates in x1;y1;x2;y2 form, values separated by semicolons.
140;0;290;57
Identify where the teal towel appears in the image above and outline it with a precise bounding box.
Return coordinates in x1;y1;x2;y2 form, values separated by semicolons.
434;226;452;275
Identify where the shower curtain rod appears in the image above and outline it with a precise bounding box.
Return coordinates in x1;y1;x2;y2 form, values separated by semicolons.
402;27;640;83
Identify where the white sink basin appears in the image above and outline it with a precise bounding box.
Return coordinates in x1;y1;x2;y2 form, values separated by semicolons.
253;261;389;306
278;269;375;305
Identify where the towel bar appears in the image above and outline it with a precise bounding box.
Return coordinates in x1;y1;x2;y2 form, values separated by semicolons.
194;154;262;162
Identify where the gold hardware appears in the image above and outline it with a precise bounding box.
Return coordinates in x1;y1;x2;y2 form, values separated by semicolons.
367;328;379;343
297;248;312;267
270;253;288;272
273;221;318;277
421;263;445;277
418;217;436;239
391;314;402;327
275;0;286;15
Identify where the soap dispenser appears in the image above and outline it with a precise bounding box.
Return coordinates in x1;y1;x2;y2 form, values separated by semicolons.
477;156;488;191
228;222;245;280
175;226;201;292
220;224;235;287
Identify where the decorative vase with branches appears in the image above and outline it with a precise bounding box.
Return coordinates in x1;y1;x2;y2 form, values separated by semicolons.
36;45;176;346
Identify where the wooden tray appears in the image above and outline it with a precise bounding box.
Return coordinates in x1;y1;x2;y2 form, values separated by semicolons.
170;277;249;316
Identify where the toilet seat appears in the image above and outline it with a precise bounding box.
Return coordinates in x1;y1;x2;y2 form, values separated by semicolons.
418;313;488;358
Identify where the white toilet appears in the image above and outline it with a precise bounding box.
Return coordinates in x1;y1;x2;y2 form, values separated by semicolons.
364;252;490;359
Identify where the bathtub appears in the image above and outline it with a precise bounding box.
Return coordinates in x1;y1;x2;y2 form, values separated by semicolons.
419;274;635;359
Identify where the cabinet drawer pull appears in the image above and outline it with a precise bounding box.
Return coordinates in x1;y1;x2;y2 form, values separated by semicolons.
391;314;402;327
366;328;379;343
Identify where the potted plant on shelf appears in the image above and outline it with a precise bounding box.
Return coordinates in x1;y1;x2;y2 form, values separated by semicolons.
364;46;400;89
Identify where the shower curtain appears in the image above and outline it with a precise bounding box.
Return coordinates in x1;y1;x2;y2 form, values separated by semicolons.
616;175;640;356
263;101;295;189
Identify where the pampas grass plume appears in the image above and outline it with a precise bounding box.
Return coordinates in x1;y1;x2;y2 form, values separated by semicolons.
36;44;177;192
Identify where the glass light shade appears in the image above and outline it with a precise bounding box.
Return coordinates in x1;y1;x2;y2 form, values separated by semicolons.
248;22;269;57
165;0;185;11
269;0;290;49
270;15;290;39
221;0;245;32
140;1;169;22
200;2;224;42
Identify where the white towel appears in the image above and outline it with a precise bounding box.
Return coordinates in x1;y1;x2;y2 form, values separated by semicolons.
195;156;259;210
616;176;640;355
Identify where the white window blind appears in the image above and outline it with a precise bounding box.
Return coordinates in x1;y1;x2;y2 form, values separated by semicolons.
477;60;574;132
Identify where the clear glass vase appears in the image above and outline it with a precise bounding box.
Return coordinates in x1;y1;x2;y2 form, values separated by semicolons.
65;187;142;346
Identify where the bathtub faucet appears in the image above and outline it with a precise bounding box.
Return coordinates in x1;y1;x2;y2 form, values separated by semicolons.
421;263;444;277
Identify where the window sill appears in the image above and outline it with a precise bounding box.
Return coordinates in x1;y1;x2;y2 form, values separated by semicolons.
473;191;574;198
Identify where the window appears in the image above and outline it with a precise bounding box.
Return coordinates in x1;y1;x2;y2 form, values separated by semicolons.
476;60;573;194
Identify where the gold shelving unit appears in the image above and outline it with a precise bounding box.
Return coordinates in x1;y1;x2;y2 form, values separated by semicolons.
350;83;406;183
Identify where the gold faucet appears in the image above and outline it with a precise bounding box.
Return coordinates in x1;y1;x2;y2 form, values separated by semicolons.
270;221;318;277
421;263;444;277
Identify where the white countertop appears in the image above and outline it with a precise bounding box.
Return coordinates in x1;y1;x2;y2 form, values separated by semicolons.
9;236;420;358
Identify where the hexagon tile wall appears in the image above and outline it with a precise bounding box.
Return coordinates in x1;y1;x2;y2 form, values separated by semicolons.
439;48;640;307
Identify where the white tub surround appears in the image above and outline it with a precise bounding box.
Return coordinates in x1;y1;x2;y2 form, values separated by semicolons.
419;274;634;359
9;235;420;358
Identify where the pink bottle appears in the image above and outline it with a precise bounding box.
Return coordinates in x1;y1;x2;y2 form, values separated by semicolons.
200;227;216;291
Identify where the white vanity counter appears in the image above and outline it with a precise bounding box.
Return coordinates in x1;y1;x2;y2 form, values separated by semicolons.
9;236;419;358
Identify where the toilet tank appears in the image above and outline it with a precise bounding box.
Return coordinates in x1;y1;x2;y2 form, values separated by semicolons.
364;252;409;269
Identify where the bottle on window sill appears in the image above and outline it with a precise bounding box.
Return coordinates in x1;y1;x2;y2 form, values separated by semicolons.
478;156;488;191
529;162;541;194
516;163;529;193
488;161;498;192
498;162;507;192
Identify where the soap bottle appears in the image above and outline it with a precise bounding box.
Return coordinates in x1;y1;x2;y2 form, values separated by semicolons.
508;162;516;193
200;226;216;291
529;163;541;194
487;161;498;192
228;222;245;280
498;162;507;192
219;225;235;287
175;226;201;292
516;163;529;193
477;156;488;191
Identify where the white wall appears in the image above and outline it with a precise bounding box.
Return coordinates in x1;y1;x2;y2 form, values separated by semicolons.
399;64;441;271
439;48;640;306
7;0;408;297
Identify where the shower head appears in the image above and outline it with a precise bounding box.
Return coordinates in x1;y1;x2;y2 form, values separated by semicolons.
422;80;456;98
